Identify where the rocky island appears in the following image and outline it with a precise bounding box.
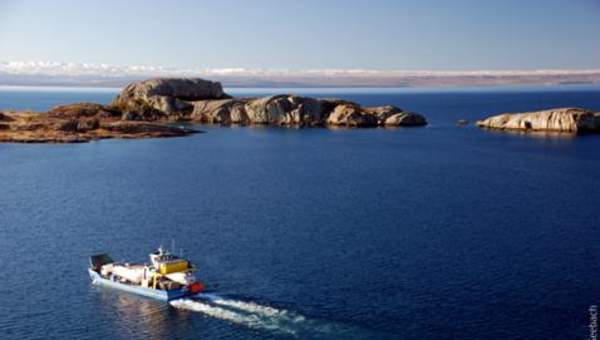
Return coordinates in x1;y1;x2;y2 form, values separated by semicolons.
0;78;427;143
111;78;427;127
477;107;600;133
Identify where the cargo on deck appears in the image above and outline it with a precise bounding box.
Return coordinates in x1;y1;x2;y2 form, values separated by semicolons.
88;246;205;301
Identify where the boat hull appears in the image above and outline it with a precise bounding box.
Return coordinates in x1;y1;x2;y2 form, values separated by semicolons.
88;269;190;301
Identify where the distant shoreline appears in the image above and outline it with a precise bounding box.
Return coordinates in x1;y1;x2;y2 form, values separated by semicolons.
2;82;600;94
2;62;600;89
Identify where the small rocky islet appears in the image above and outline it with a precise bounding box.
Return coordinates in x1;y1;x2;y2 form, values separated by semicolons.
0;78;427;143
476;107;600;133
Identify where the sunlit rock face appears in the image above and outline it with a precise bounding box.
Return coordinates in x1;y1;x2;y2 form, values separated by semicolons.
477;108;600;133
111;78;229;120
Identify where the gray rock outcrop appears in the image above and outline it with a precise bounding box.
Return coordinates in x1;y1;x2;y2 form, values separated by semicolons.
476;107;600;133
111;78;229;119
384;112;427;126
244;95;323;126
325;103;378;127
190;95;324;126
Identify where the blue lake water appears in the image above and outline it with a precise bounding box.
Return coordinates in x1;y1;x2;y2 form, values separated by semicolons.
1;85;600;339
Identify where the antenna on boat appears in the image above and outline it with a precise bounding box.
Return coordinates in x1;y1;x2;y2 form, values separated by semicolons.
171;238;175;253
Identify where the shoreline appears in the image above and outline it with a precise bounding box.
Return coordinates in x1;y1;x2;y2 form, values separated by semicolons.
2;77;600;144
2;82;600;94
0;77;428;143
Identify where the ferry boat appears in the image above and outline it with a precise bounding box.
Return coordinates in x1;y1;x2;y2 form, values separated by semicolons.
88;246;205;301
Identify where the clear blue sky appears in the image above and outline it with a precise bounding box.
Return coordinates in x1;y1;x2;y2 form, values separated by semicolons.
1;0;599;70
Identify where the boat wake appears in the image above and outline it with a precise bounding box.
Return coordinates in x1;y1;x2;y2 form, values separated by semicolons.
170;295;301;336
201;293;304;321
170;293;390;338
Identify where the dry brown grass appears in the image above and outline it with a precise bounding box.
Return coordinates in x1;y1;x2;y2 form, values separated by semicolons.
0;105;197;143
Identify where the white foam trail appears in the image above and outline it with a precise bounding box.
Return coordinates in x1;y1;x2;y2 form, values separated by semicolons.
173;294;369;338
198;293;304;321
170;299;297;336
170;299;258;324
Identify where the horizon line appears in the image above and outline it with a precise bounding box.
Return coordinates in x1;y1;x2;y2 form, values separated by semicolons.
2;60;600;75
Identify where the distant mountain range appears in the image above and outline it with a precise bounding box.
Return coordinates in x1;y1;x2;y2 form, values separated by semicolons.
1;61;599;88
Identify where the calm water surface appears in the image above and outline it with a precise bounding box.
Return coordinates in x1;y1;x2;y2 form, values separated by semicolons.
1;85;600;339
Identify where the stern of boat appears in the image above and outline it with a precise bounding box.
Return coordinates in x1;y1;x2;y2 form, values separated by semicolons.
88;268;101;283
